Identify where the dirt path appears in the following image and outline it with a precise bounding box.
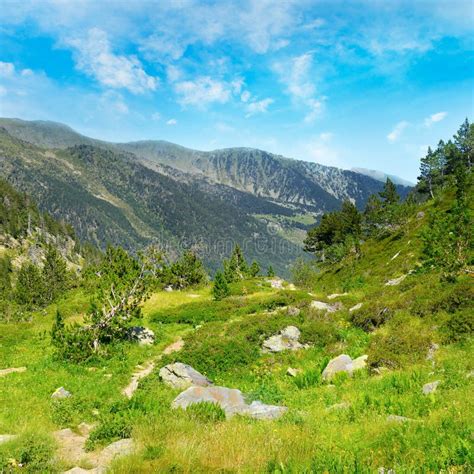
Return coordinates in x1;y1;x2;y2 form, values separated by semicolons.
122;337;184;399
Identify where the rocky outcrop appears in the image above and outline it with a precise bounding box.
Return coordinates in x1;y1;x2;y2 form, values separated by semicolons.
262;326;307;353
327;293;348;300
172;385;287;420
349;303;363;312
385;275;407;286
127;326;155;346
422;380;440;395
269;278;284;289
51;387;71;399
159;362;212;389
310;301;342;313
322;354;368;380
287;306;301;316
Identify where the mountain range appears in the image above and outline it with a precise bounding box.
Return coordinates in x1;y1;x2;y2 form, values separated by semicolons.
0;118;411;274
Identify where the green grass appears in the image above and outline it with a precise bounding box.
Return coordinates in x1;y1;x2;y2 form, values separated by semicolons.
0;204;472;472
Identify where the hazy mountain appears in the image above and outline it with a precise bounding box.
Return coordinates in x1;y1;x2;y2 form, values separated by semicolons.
0;118;412;273
351;167;414;187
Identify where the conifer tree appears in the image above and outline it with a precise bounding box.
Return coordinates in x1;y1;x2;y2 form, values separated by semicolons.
249;261;260;277
15;263;44;307
212;271;230;301
42;245;68;303
267;265;275;277
379;178;399;205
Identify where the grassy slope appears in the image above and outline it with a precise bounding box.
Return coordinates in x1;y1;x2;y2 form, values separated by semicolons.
0;200;473;472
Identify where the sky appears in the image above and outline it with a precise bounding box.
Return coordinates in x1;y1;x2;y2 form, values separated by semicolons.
0;0;473;182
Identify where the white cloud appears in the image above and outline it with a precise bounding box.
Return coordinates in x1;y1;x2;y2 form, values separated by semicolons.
166;118;177;125
166;65;182;82
387;121;409;143
174;76;231;106
424;111;447;127
98;91;129;114
65;28;158;94
300;132;342;167
274;52;323;123
0;62;15;77
245;98;274;117
240;90;251;103
151;112;161;121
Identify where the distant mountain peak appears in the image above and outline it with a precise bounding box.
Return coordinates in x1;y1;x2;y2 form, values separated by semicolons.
351;167;414;187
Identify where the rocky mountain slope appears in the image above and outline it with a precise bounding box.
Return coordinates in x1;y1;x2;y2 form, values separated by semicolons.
0;118;411;272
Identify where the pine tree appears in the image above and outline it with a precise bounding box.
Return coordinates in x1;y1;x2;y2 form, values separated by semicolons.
42;245;68;303
0;256;12;297
453;118;472;169
223;244;248;282
379;178;399;205
15;263;44;307
249;261;260;277
267;266;275;277
212;271;230;301
51;309;65;346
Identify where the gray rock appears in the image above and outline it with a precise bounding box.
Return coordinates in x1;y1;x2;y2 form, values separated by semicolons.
269;278;284;289
385;275;407;286
417;211;425;219
164;285;173;292
0;434;17;445
310;300;342;313
349;303;363;312
172;385;287;420
159;362;212;389
127;326;155;346
51;386;71;399
286;367;300;377
387;414;413;423
426;343;439;362
422;380;440;395
262;326;306;353
98;438;134;466
287;306;301;316
322;354;368;380
327;293;348;300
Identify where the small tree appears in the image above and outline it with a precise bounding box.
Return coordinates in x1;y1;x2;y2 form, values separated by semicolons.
223;244;248;282
168;250;207;289
15;263;44;308
212;271;230;301
42;246;68;303
249;261;260;277
379;178;400;205
267;266;275;277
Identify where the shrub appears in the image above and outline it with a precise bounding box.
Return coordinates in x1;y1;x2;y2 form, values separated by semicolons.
442;309;474;343
367;315;432;368
290;257;318;289
350;306;393;332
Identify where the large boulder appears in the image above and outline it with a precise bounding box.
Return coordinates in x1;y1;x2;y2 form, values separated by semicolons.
172;385;287;420
322;354;368;380
127;326;155;346
159;362;212;389
262;326;307;353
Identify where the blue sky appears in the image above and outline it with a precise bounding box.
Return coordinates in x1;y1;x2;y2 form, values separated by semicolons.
0;0;473;182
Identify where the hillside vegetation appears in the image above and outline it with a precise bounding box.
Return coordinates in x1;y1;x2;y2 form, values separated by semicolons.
0;120;472;473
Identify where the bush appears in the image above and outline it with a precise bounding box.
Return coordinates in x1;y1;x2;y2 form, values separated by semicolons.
442;309;474;343
367;315;432;368
350;306;393;332
291;257;319;288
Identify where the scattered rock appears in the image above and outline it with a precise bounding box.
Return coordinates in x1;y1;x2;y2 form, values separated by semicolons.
51;387;71;399
286;367;300;377
322;354;368;380
287;306;301;316
98;438;134;467
0;434;17;445
326;402;350;411
172;385;287;420
164;285;173;292
426;343;439;362
123;360;156;398
422;380;440;395
269;278;284;289
127;326;155;346
385;275;407;286
0;367;26;377
159;362;212;389
327;293;348;300
417;211;425;219
287;283;296;291
262;326;307;353
53;428;89;465
386;415;413;423
310;300;342;313
349;303;363;312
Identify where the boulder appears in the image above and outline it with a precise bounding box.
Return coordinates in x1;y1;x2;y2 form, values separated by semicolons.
322;354;368;380
0;434;17;445
417;211;425;219
51;387;71;399
287;306;301;316
127;326;155;346
159;362;212;389
310;301;342;313
172;385;287;420
164;285;173;292
349;303;363;312
327;293;348;300
262;326;306;353
385;275;407;286
286;367;300;377
269;278;284;289
422;380;440;395
98;438;134;466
